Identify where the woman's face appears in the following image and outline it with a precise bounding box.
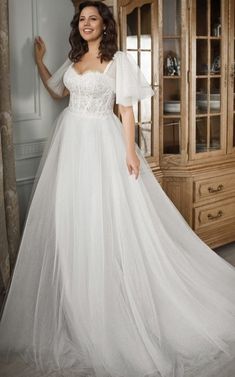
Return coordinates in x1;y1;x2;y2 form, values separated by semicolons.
78;6;105;42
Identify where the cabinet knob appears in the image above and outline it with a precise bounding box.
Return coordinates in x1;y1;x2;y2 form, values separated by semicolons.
208;184;224;193
207;210;223;220
152;83;159;94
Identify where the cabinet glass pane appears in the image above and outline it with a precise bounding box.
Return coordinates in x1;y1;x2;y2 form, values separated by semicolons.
163;40;181;76
210;116;220;150
196;79;208;114
140;35;151;50
210;78;221;113
140;123;151;157
196;0;207;36
128;50;138;64
140;4;151;49
126;3;154;157
195;0;223;155
162;0;182;156
163;119;180;154
141;51;151;84
196;117;207;152
211;40;221;74
141;98;151;122
163;0;181;36
211;0;221;37
163;79;181;114
127;8;138;49
135;124;139;144
196;40;208;75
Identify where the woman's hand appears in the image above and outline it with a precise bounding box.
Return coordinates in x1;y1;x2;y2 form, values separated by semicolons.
34;36;46;64
118;105;140;179
126;151;140;180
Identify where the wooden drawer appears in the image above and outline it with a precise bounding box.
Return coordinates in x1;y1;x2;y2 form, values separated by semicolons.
194;173;235;203
196;219;235;248
194;197;235;230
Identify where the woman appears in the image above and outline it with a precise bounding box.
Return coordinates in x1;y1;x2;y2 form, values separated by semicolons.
0;1;235;377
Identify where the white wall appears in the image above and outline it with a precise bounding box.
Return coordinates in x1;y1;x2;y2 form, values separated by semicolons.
9;0;74;227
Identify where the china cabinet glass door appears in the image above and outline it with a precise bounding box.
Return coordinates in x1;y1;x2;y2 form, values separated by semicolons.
120;0;158;164
228;0;235;152
160;0;188;160
190;0;226;158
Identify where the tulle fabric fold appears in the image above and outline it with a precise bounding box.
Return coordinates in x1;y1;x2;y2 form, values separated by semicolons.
113;51;154;106
1;108;235;377
46;58;72;96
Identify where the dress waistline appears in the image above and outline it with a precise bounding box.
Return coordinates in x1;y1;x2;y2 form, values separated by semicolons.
67;106;114;119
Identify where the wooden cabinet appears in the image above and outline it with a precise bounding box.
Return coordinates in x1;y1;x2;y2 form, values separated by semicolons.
119;0;235;248
119;0;161;179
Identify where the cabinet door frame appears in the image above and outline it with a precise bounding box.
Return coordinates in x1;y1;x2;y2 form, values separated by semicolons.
159;0;189;165
228;0;235;154
119;0;159;168
189;0;228;161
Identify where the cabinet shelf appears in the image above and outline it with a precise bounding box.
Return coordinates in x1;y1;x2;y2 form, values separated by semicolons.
162;35;180;39
163;114;181;118
126;48;151;53
163;76;181;79
196;75;221;78
196;113;222;117
196;36;222;40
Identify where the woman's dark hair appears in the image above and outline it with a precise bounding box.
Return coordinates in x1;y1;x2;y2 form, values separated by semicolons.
68;0;118;63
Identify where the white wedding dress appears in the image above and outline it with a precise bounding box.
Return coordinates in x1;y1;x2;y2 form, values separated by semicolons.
0;51;235;377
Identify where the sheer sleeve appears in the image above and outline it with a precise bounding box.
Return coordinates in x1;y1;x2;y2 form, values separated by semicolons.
114;51;154;106
46;58;72;96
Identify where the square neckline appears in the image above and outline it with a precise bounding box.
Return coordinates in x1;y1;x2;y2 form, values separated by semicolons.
71;58;114;77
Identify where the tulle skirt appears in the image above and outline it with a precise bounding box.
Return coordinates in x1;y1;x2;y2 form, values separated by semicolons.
1;107;235;377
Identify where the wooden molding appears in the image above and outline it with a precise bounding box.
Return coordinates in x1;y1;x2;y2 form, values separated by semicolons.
118;0;131;6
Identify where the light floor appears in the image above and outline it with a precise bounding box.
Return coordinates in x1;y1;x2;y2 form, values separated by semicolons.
0;242;235;377
215;241;235;267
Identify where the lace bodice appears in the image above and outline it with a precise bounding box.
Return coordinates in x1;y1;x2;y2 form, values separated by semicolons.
63;63;116;118
46;51;154;115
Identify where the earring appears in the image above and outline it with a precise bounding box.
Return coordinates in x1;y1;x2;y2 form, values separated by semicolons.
103;29;107;35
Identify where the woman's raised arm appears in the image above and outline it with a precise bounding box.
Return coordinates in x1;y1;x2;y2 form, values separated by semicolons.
34;36;69;99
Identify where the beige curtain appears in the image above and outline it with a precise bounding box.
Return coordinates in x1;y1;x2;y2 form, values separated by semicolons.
0;0;20;309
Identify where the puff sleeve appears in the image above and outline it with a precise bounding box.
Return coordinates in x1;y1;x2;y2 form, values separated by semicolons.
46;58;72;96
114;51;154;106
